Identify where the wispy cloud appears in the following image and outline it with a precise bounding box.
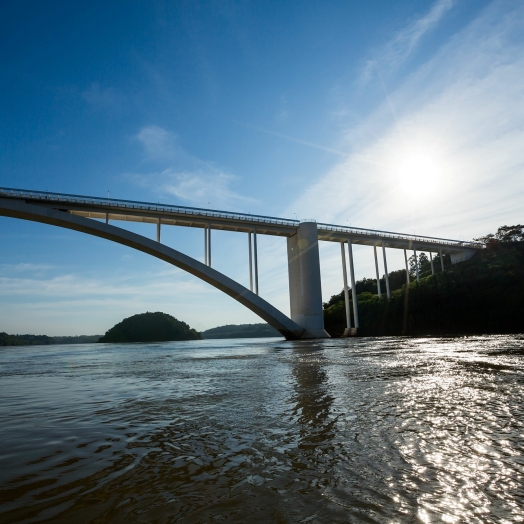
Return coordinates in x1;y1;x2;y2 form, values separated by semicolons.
360;0;454;85
129;125;255;208
135;125;182;159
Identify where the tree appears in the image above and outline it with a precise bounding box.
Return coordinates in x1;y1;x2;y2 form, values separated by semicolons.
474;224;524;245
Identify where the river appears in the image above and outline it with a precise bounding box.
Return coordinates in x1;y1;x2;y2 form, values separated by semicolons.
0;335;523;523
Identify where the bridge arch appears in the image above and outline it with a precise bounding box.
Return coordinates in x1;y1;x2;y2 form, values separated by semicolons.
0;198;304;340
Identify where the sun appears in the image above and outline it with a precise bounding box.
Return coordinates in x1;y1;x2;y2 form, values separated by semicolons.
393;147;444;199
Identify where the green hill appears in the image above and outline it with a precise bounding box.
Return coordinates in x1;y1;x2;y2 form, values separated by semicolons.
202;323;280;339
324;225;524;337
98;312;201;343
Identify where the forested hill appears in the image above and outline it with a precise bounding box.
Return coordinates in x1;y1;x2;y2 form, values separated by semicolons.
324;225;524;337
98;312;201;343
202;323;280;339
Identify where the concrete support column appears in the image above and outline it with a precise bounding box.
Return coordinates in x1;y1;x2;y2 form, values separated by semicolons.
105;213;109;225
450;250;475;264
204;227;208;265
156;220;161;243
382;242;391;299
248;232;253;292
440;248;445;272
374;245;382;297
430;251;434;275
340;242;351;331
287;221;329;338
414;247;419;282
207;225;212;267
404;248;410;285
348;239;359;329
253;228;259;295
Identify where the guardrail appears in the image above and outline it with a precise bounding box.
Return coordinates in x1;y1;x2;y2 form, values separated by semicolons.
317;223;483;249
0;187;299;228
0;186;483;249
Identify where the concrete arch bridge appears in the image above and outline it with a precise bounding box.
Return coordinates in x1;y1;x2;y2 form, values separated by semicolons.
0;188;482;339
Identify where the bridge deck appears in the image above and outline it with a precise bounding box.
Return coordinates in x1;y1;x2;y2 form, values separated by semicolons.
0;187;482;253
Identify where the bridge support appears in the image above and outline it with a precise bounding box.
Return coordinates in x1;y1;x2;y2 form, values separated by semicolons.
404;249;410;285
347;239;359;329
450;250;475;264
287;221;330;338
382;242;391;298
374;245;382;297
413;246;420;282
340;242;352;334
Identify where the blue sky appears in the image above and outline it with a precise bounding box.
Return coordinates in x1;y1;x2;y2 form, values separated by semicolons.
1;0;523;335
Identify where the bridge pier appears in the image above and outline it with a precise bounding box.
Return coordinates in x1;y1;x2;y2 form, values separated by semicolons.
287;221;330;338
374;245;382;297
404;249;410;285
450;250;475;264
347;239;359;330
413;246;420;282
382;242;391;298
340;242;352;333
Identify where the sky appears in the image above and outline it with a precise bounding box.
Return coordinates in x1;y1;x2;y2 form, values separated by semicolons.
1;0;523;336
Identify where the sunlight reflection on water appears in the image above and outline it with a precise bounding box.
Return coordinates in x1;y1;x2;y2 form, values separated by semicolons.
0;335;523;523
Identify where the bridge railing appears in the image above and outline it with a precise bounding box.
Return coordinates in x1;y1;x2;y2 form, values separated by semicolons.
317;223;483;249
0;186;483;249
0;187;299;228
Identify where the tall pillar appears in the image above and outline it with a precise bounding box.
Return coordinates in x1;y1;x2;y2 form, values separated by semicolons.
404;248;410;285
287;221;329;338
248;232;253;292
340;242;351;331
430;251;434;275
204;227;208;265
156;220;161;243
414;247;419;282
253;229;259;295
440;248;445;272
382;242;391;299
207;225;212;267
374;245;382;297
348;239;359;329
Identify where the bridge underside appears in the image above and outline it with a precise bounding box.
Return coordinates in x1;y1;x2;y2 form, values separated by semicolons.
0;198;309;340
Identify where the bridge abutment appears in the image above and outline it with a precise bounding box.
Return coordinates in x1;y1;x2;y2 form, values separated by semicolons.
287;221;330;338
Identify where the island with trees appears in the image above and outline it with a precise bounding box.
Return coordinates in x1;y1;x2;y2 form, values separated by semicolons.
98;312;201;343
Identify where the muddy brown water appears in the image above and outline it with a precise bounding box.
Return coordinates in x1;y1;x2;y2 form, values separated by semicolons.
1;336;523;522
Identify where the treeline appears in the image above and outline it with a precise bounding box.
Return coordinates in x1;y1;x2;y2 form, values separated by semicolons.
0;333;102;347
324;225;524;337
202;323;280;339
0;333;55;346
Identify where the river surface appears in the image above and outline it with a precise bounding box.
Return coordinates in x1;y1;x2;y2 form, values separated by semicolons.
0;336;523;523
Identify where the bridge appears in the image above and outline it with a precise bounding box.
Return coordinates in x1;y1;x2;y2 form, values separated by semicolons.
0;187;483;339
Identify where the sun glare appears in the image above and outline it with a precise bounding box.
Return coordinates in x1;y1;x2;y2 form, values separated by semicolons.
393;148;444;199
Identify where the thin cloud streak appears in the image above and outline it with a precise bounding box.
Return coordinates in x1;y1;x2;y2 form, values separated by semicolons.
360;0;454;85
237;121;350;157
